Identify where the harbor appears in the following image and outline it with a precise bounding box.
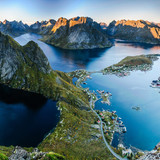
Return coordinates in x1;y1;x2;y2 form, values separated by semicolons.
68;52;160;159
70;69;131;159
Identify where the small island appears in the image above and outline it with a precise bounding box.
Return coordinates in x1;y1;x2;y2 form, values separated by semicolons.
102;55;158;76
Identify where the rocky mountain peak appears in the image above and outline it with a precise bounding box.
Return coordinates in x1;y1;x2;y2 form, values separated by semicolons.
0;32;51;81
99;22;108;30
107;19;160;44
51;17;68;33
69;16;93;28
42;16;112;49
3;19;9;25
48;19;56;24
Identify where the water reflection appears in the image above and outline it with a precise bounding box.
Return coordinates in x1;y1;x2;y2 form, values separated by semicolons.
116;40;160;50
0;84;47;109
53;47;109;68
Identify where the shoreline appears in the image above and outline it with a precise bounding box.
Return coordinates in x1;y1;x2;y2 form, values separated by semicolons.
71;69;128;159
69;59;160;159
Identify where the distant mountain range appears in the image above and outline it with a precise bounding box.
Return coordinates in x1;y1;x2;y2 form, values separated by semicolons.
0;17;160;49
30;19;56;34
0;20;29;37
107;20;160;44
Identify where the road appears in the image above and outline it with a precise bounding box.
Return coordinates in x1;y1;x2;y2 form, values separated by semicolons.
76;75;127;160
90;98;127;160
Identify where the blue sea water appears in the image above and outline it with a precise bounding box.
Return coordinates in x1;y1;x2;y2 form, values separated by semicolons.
13;33;160;150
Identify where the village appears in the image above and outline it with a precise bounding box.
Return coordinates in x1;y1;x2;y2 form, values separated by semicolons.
102;63;152;77
68;67;160;159
68;69;141;159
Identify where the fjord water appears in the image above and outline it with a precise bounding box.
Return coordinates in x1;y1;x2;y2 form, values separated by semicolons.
14;33;160;150
15;33;160;72
0;84;60;147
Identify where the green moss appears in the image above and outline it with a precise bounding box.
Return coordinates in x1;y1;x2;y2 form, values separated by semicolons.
0;153;8;160
43;152;65;160
0;146;14;157
39;101;113;159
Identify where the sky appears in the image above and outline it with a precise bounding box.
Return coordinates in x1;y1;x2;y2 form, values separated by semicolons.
0;0;159;25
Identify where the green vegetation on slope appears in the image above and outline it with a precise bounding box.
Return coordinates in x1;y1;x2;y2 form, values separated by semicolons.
0;146;14;157
39;101;113;159
0;32;114;159
0;153;8;160
115;55;152;67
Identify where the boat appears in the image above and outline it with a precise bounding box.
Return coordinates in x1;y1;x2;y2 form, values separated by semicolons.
123;127;127;133
150;78;160;88
150;84;160;88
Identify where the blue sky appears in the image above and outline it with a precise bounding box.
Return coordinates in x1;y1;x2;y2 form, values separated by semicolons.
0;0;159;24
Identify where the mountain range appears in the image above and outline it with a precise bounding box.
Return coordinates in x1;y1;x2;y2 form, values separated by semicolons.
0;17;160;49
107;19;160;44
0;20;29;37
40;17;112;49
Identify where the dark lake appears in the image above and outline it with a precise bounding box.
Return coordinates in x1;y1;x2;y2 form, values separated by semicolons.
0;84;60;147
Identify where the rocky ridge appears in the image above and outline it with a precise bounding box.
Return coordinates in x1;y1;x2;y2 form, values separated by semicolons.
107;19;160;44
41;16;112;49
0;32;51;81
0;20;29;37
29;19;56;34
1;18;160;48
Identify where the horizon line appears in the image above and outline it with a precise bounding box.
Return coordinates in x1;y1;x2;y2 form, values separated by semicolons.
0;16;159;26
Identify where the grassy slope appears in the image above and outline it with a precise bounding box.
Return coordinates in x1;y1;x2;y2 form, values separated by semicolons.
114;55;152;67
0;34;114;159
3;68;114;159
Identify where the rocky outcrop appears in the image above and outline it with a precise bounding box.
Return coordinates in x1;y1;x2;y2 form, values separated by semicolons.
9;146;65;160
107;20;160;44
0;20;29;37
0;32;51;82
41;16;112;49
30;19;56;34
99;22;107;30
0;31;89;107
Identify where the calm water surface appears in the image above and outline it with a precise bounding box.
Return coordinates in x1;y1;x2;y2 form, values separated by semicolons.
14;33;160;150
0;84;60;147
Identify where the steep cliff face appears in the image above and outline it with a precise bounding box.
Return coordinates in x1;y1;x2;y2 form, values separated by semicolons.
0;32;51;81
107;20;160;44
30;19;56;34
0;20;29;37
41;16;112;49
0;31;89;107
